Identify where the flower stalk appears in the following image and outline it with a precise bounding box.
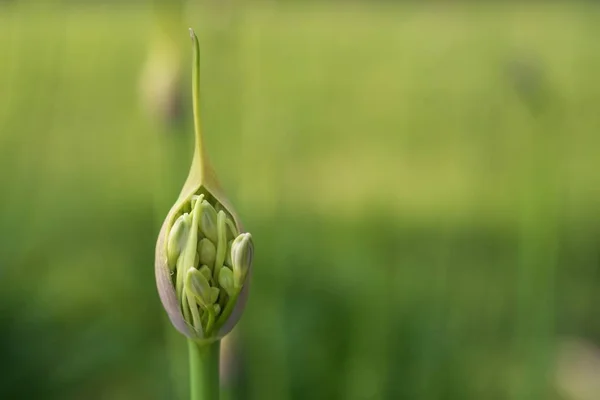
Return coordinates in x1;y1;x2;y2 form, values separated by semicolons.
188;339;220;400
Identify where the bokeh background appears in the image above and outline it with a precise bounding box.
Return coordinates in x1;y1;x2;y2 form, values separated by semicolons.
1;1;599;399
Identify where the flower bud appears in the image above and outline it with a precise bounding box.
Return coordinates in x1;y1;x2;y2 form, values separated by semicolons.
198;238;217;267
200;200;218;243
155;29;254;342
167;213;191;269
199;265;213;282
186;267;219;309
231;233;253;289
218;267;235;297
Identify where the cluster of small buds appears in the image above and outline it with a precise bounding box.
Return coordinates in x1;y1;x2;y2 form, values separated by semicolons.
166;193;253;338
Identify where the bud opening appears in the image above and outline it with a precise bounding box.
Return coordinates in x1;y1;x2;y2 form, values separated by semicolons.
164;189;253;338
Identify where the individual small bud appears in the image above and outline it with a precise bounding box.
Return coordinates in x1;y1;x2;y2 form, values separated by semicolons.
218;267;235;297
200;200;218;242
224;240;233;267
199;265;212;282
213;304;221;315
186;267;212;309
198;238;217;267
167;213;191;269
231;233;253;289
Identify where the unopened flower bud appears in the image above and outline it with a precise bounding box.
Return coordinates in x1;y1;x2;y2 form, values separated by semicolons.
199;265;212;282
218;267;235;297
167;213;191;269
231;233;253;289
198;238;217;267
155;29;254;342
200;200;218;243
186;268;213;309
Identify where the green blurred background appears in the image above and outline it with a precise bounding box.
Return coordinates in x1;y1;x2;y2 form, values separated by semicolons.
1;1;599;399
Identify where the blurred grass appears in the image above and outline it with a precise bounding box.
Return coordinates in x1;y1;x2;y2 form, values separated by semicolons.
0;2;599;399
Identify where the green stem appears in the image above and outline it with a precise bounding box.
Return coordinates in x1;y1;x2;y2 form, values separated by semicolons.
188;339;221;400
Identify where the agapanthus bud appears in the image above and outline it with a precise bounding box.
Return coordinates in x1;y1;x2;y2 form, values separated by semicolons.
231;233;253;289
155;29;254;342
200;200;218;243
218;267;235;297
186;267;213;308
198;238;217;267
167;213;191;269
199;265;212;282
